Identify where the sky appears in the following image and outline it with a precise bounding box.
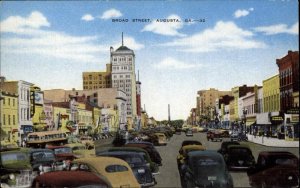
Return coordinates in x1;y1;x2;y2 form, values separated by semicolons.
0;0;299;121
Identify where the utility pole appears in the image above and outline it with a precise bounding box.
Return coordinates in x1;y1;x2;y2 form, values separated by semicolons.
168;104;171;124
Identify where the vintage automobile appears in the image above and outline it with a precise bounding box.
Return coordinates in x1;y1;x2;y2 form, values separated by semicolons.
247;151;299;188
219;130;230;138
96;146;159;174
125;142;162;166
185;129;194;137
79;135;95;149
231;132;248;142
32;170;112;188
97;151;156;187
29;148;57;174
181;150;233;188
46;145;76;170
0;147;35;188
177;145;206;173
207;130;223;142
65;143;95;158
175;128;182;135
154;132;167;146
217;141;240;155
181;140;202;147
72;156;141;188
223;144;255;170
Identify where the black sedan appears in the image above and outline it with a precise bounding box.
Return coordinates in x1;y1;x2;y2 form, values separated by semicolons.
181;150;233;188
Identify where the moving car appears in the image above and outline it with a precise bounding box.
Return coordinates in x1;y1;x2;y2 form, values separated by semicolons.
185;129;193;137
181;150;233;188
217;141;240;155
29;148;57;174
72;156;141;188
154;133;167;146
65;143;95;158
207;130;223;142
177;145;206;172
46;145;76;170
32;170;112;188
223;144;255;170
97;151;156;187
247;151;299;188
231;132;248;142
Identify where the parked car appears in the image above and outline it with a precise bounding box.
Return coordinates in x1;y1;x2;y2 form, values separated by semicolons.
181;140;202;147
247;151;299;188
175;128;182;135
177;145;206;173
223;144;255;171
154;133;167;146
207;130;223;142
0;147;34;188
231;132;248;142
181;150;233;188
29;148;57;174
97;151;156;187
72;156;141;188
217;141;240;155
125;142;162;166
219;130;230;138
185;129;193;137
46;145;76;170
96;146;159;174
65;143;95;158
32;170;112;188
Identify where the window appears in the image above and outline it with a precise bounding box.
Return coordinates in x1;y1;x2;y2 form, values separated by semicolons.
8;98;10;106
105;165;128;173
8;115;11;125
13;115;15;125
3;114;5;125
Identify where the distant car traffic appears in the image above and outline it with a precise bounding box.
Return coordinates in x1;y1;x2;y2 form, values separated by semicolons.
207;130;223;142
181;150;233;188
181;140;202;147
247;151;299;188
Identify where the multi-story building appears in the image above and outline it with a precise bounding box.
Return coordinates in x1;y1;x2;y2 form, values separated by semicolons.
136;74;142;130
197;88;232;122
1;79;34;143
263;74;280;113
82;63;112;90
276;50;299;113
0;90;19;146
110;37;137;128
31;86;47;132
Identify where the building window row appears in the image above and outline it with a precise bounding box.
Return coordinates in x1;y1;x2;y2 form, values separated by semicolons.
2;114;16;126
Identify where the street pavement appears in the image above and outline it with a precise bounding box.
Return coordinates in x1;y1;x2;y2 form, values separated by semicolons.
154;132;299;188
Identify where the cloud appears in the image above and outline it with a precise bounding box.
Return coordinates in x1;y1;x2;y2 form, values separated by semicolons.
153;57;202;70
162;21;266;52
1;11;50;33
81;14;95;21
234;8;254;18
1;11;110;63
112;36;144;50
142;14;186;37
100;9;122;20
253;22;298;35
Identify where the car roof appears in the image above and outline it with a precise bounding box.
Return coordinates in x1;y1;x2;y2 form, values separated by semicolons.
29;148;54;153
182;145;206;151
259;151;298;158
46;145;71;149
188;150;223;158
98;150;144;158
126;141;154;146
182;140;202;146
228;144;250;149
33;170;110;187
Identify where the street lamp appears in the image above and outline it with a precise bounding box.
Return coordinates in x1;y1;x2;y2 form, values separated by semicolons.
242;109;247;134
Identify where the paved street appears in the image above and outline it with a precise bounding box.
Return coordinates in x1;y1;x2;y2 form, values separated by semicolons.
154;132;299;188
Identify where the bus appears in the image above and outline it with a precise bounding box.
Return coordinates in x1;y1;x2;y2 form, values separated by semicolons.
26;130;68;148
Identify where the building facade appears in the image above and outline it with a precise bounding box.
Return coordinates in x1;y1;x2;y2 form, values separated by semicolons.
110;39;137;127
82;64;112;90
263;74;280;113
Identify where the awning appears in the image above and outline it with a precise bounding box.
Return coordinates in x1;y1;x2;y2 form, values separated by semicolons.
246;121;255;126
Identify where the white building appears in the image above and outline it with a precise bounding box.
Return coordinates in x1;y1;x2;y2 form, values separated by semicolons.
110;36;137;125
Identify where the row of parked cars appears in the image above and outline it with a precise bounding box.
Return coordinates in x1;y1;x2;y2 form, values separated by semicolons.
0;138;164;188
176;139;299;188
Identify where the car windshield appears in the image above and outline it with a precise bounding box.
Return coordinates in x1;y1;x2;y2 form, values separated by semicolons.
54;147;72;154
1;152;28;163
116;154;144;165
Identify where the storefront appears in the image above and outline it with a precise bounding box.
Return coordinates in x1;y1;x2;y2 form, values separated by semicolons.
284;109;299;141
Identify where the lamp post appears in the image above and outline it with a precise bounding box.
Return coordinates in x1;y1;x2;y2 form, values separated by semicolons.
242;109;247;134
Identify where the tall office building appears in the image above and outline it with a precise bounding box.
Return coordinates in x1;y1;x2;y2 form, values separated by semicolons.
82;64;112;90
110;34;137;123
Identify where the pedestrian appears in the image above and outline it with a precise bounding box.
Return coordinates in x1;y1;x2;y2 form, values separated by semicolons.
22;139;26;147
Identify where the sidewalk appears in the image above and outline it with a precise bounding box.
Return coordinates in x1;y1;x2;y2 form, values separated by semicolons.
247;134;299;148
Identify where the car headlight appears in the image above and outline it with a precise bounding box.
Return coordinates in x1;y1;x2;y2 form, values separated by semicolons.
9;174;15;180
